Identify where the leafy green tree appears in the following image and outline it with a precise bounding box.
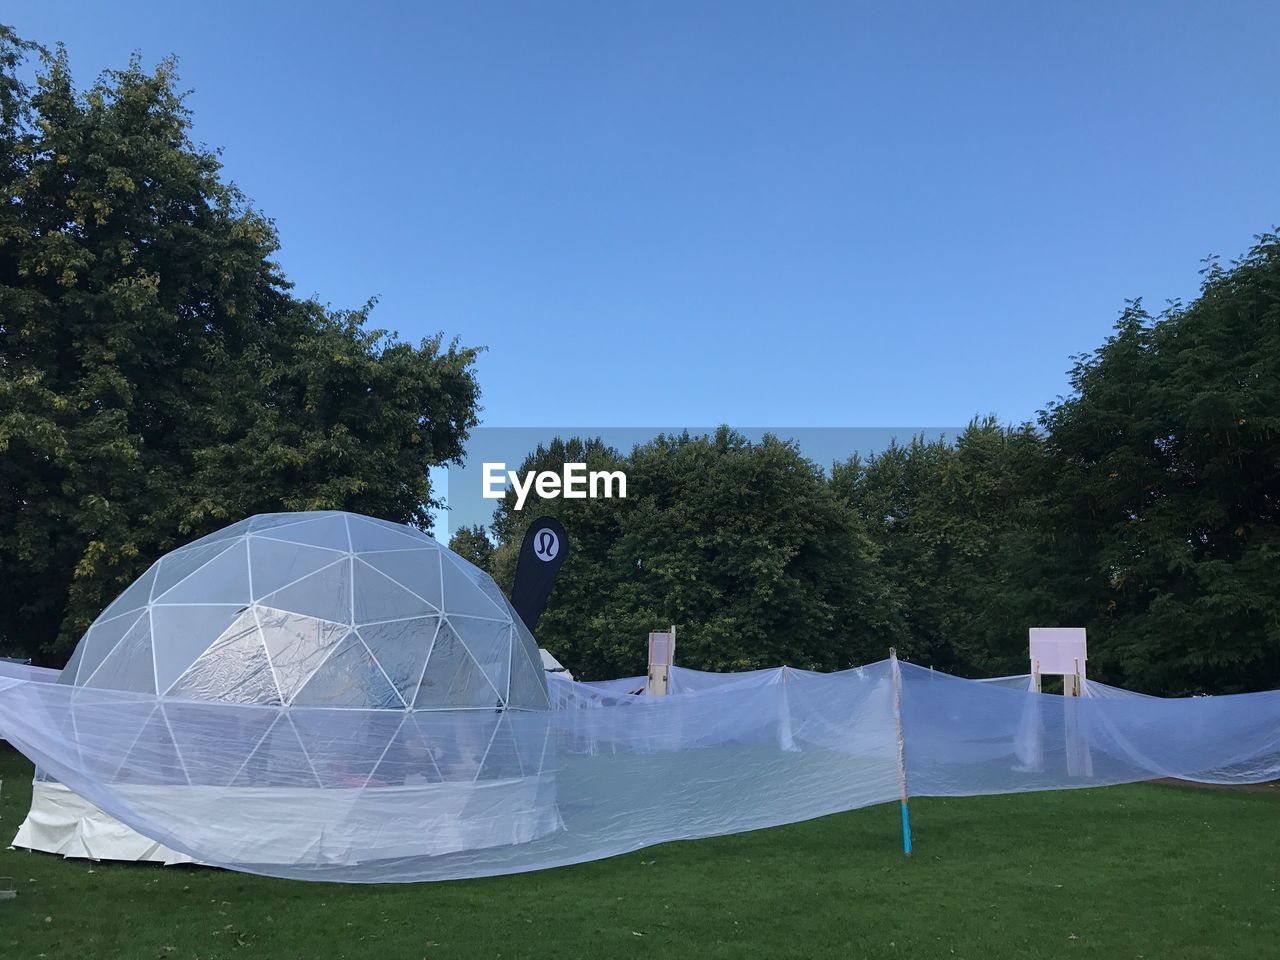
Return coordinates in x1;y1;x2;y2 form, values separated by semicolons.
833;419;1067;677
448;524;495;574
1042;236;1280;694
490;429;901;679
0;30;480;663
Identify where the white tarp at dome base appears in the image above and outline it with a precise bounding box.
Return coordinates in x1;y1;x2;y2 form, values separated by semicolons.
538;649;574;681
13;779;197;865
0;512;1278;883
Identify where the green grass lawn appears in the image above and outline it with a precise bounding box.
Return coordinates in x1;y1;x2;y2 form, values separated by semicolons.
2;744;1277;959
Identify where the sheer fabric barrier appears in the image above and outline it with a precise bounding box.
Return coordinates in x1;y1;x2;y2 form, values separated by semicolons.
2;659;1278;883
0;661;61;683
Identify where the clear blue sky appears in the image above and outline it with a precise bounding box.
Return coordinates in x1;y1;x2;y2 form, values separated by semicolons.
8;2;1279;429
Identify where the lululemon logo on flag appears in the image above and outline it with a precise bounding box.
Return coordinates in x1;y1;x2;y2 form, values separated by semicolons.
534;529;560;562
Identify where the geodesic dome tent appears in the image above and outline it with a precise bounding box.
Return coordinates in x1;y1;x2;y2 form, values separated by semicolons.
60;511;549;710
14;512;558;868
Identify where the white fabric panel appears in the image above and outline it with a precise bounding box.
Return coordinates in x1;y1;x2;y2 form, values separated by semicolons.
3;659;1280;882
667;665;786;693
13;780;196;865
0;665;899;880
898;663;1280;791
14;778;560;865
975;674;1035;691
0;662;61;683
1081;678;1158;700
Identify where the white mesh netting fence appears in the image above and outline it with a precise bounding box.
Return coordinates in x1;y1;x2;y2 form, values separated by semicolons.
3;656;1279;882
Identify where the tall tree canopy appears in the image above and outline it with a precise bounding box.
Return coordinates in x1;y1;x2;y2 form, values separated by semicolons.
832;237;1280;694
488;430;902;680
1042;236;1280;694
833;419;1069;678
0;29;480;663
483;229;1280;694
447;523;495;574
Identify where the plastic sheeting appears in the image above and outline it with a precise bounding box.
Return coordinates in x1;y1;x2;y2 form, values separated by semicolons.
2;658;1279;882
0;661;61;683
59;511;550;712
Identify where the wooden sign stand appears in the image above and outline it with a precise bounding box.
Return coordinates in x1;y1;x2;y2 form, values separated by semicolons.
647;625;676;696
1029;628;1092;777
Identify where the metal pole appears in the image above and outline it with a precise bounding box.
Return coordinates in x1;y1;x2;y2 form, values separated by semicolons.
889;648;912;857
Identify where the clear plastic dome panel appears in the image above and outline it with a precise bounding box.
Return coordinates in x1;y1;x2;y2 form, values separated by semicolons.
61;512;548;712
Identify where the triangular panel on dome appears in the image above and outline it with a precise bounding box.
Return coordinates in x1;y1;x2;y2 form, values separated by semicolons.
151;603;243;694
247;536;347;600
356;616;440;704
411;623;503;710
511;613;540;649
67;695;155;780
115;707;189;785
346;515;433;552
450;616;513;695
249;512;327;533
505;635;552;710
290;709;405;788
368;718;444;785
439;557;509;620
352;559;437;624
252;513;352;552
256;608;351;702
169;610;280;704
475;715;525;781
292;635;404;708
415;712;500;781
181;516;254;551
98;564;159;621
73;608;148;687
153;538;251;606
229;714;322;789
401;713;466;780
59;635;87;686
80;610;156;693
258;560;353;624
478;578;519;623
164;699;279;787
356;549;443;612
149;540;238;603
511;615;551;685
509;711;552;775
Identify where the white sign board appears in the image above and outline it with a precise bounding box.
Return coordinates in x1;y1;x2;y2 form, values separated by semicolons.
648;631;675;667
1029;627;1087;675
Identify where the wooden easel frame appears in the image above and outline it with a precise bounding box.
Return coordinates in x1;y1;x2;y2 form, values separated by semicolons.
647;625;676;696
